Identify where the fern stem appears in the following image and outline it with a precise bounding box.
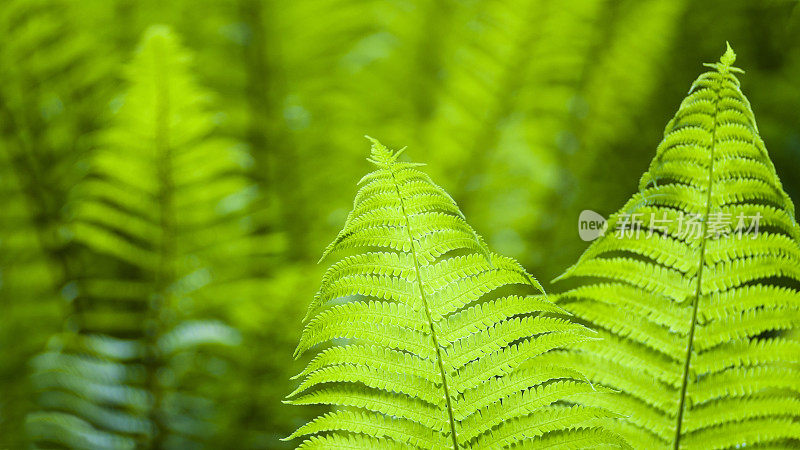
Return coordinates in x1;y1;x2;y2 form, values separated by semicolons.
145;35;175;450
673;73;722;449
387;161;460;449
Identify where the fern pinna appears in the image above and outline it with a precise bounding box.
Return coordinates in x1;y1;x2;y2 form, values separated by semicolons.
287;139;626;449
553;44;800;448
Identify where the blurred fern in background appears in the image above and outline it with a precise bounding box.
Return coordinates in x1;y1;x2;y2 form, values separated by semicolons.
0;0;116;444
27;25;250;448
0;0;798;448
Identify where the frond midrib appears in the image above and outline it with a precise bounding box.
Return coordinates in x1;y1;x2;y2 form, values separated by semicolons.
387;160;459;449
145;35;174;449
673;69;724;450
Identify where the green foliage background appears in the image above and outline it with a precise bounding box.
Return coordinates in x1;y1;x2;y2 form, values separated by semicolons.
0;0;798;448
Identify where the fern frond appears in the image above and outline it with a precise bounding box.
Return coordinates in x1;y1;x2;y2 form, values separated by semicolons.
28;25;250;448
290;139;626;448
555;43;800;448
0;0;115;444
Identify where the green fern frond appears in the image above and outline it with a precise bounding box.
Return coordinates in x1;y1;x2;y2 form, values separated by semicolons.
27;25;250;449
554;44;800;449
289;139;626;449
0;0;115;445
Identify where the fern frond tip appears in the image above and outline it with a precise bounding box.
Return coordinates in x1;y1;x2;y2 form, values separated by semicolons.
703;41;744;74
722;41;736;65
364;135;393;165
364;136;419;167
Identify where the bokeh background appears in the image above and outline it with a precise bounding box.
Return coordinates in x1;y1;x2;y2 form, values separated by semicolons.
1;0;799;448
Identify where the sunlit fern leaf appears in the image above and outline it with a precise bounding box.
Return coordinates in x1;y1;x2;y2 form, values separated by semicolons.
287;138;628;449
27;25;248;449
553;43;800;449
